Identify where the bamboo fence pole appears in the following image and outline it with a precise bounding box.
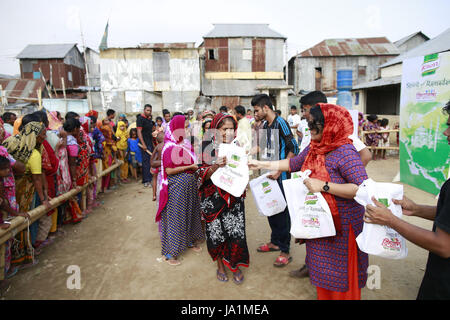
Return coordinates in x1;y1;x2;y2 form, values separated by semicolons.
0;161;122;245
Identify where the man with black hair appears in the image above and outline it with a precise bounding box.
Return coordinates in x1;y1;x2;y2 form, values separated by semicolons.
65;112;80;121
287;106;301;131
219;106;228;114
235;105;252;153
275;110;282;117
364;100;450;300
251;93;299;267
1;112;16;135
162;109;171;130
107;109;117;132
137;104;155;187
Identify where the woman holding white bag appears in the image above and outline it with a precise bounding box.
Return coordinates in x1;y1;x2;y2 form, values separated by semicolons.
249;103;369;300
196;113;250;284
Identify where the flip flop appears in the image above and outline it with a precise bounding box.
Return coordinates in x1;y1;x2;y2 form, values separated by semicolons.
273;255;293;268
217;269;228;282
165;257;181;266
257;243;281;252
232;269;244;285
189;246;202;253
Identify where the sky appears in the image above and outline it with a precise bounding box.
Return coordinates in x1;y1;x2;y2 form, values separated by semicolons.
1;0;449;76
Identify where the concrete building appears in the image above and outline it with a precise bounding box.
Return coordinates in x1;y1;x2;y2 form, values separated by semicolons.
16;44;86;90
288;37;400;98
99;42;200;114
352;28;450;115
201;24;292;116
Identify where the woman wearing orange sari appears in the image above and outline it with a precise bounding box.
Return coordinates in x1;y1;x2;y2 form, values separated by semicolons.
100;119;115;192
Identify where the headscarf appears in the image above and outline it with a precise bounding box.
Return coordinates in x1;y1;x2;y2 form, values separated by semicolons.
3;121;45;163
300;104;354;234
156;115;196;222
85;110;98;119
13;116;22;136
79;116;91;134
197;113;239;222
48;111;63;131
115;121;128;150
100;118;114;144
358;112;365;127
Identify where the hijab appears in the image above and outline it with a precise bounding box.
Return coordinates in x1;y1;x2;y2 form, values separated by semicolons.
156;115;196;222
3;121;45;163
300;104;354;234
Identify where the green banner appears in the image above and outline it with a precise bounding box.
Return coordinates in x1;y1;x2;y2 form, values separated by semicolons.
400;51;450;196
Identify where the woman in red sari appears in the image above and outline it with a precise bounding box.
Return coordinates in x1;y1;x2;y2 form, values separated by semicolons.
196;113;249;284
250;104;369;299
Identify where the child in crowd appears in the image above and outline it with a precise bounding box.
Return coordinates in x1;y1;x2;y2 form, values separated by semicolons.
150;131;164;201
127;128;142;182
378;118;390;160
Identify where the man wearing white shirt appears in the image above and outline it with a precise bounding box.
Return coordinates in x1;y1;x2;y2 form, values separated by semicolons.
235;105;252;153
287;106;301;131
289;90;372;279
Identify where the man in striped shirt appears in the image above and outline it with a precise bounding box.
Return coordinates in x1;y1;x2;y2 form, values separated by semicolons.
252;94;299;267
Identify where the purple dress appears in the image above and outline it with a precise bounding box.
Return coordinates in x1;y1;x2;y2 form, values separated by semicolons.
289;144;369;292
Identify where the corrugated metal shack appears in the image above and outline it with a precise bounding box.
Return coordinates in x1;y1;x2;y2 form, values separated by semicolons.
99;42;201;114
288;37;400;96
16;44;86;90
201;24;292;116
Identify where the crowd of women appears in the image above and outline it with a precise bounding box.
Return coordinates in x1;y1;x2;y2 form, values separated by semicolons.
0;108;144;290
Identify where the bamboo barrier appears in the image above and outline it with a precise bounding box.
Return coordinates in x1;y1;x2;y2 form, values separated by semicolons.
0;160;123;246
362;129;400;151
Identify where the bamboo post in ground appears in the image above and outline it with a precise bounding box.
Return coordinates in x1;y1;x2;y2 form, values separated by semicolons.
81;189;87;212
0;243;5;280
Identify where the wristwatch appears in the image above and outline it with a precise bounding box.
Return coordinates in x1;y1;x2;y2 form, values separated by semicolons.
323;181;330;192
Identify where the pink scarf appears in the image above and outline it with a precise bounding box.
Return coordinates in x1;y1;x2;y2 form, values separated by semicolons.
156;115;196;222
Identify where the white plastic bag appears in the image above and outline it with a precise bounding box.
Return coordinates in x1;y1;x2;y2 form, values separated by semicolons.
354;179;408;259
211;140;249;197
249;172;287;217
283;170;336;239
299;120;311;153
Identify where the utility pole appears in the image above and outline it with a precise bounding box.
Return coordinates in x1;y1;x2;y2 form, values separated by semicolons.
79;13;93;111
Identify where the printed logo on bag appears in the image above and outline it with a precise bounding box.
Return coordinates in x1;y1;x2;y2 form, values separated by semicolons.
219;174;233;187
302;214;320;228
381;237;402;251
266;199;279;208
305;193;318;205
228;154;240;168
262;181;272;194
292;173;301;179
421;53;440;77
377;198;389;207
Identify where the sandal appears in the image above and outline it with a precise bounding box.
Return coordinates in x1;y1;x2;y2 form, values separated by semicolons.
232;269;244;285
165;255;181;266
273;255;292;268
216;269;228;282
189;246;202;253
289;264;309;278
257;243;280;253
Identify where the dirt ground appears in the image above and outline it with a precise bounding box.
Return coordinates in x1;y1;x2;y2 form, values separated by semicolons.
1;156;438;300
